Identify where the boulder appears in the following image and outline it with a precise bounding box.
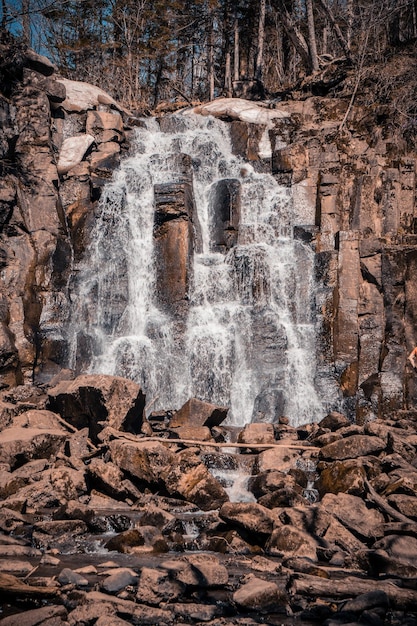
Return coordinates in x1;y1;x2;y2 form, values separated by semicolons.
57;134;95;175
136;567;184;605
219;502;274;536
316;459;367;496
319;435;385;461
0;605;67;626
257;446;300;473
105;526;168;553
166;452;229;511
319;493;384;541
387;494;417;519
233;575;287;611
47;374;146;437
266;526;318;560
100;568;138;594
0;426;67;469
56;78;128;113
170;398;228;428
193;98;289;125
109;439;175;486
238;423;275;445
318;411;351;431
162;553;228;587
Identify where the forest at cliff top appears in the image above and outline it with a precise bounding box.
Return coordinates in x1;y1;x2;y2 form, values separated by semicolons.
0;0;416;134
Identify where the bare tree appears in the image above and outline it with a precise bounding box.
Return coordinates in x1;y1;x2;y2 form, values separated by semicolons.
306;0;319;71
254;0;266;80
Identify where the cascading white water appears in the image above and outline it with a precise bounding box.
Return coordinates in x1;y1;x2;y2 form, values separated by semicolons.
70;113;328;427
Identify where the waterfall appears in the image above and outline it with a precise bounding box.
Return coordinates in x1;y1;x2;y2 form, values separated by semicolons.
69;113;329;427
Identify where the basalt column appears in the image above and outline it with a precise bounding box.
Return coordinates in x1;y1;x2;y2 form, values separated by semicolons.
153;164;201;325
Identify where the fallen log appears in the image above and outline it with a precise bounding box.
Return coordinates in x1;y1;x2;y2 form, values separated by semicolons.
288;573;417;609
0;572;58;597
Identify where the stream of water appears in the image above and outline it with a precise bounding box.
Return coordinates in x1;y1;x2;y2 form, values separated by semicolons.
69;113;332;427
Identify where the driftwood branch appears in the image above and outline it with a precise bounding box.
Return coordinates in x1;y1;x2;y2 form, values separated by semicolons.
132;435;320;452
364;479;415;524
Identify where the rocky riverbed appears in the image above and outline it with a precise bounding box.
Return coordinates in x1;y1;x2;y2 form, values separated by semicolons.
0;373;417;625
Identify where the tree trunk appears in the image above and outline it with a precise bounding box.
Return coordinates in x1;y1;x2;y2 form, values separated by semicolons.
316;0;351;60
22;0;31;46
233;14;239;81
254;0;266;81
1;0;7;28
347;0;354;50
208;11;215;101
306;0;319;72
278;2;311;71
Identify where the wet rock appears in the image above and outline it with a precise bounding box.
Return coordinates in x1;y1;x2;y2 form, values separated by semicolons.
136;566;184;605
32;519;88;550
47;374;146;438
100;567;138;594
68;590;173;624
105;526;168;553
58;567;89;587
219;502;274;537
233;575;287;611
266;525;318;560
0;605;67;626
0;508;26;533
170;397;228;428
172;603;219;622
137;503;175;529
319;435;386;461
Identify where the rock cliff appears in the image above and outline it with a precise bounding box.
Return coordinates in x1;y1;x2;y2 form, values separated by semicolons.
1;42;416;422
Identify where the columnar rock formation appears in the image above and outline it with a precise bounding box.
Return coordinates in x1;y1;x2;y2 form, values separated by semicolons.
0;50;417;421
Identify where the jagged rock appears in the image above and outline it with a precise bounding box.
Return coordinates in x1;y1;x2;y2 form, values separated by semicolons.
0;605;67;626
343;590;390;613
136;567;184;605
0;470;25;499
24;49;56;75
171;425;213;441
137;504;175;529
47;374;146;437
172;603;219;622
387;494;417;519
232;575;287;611
319;435;386;461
